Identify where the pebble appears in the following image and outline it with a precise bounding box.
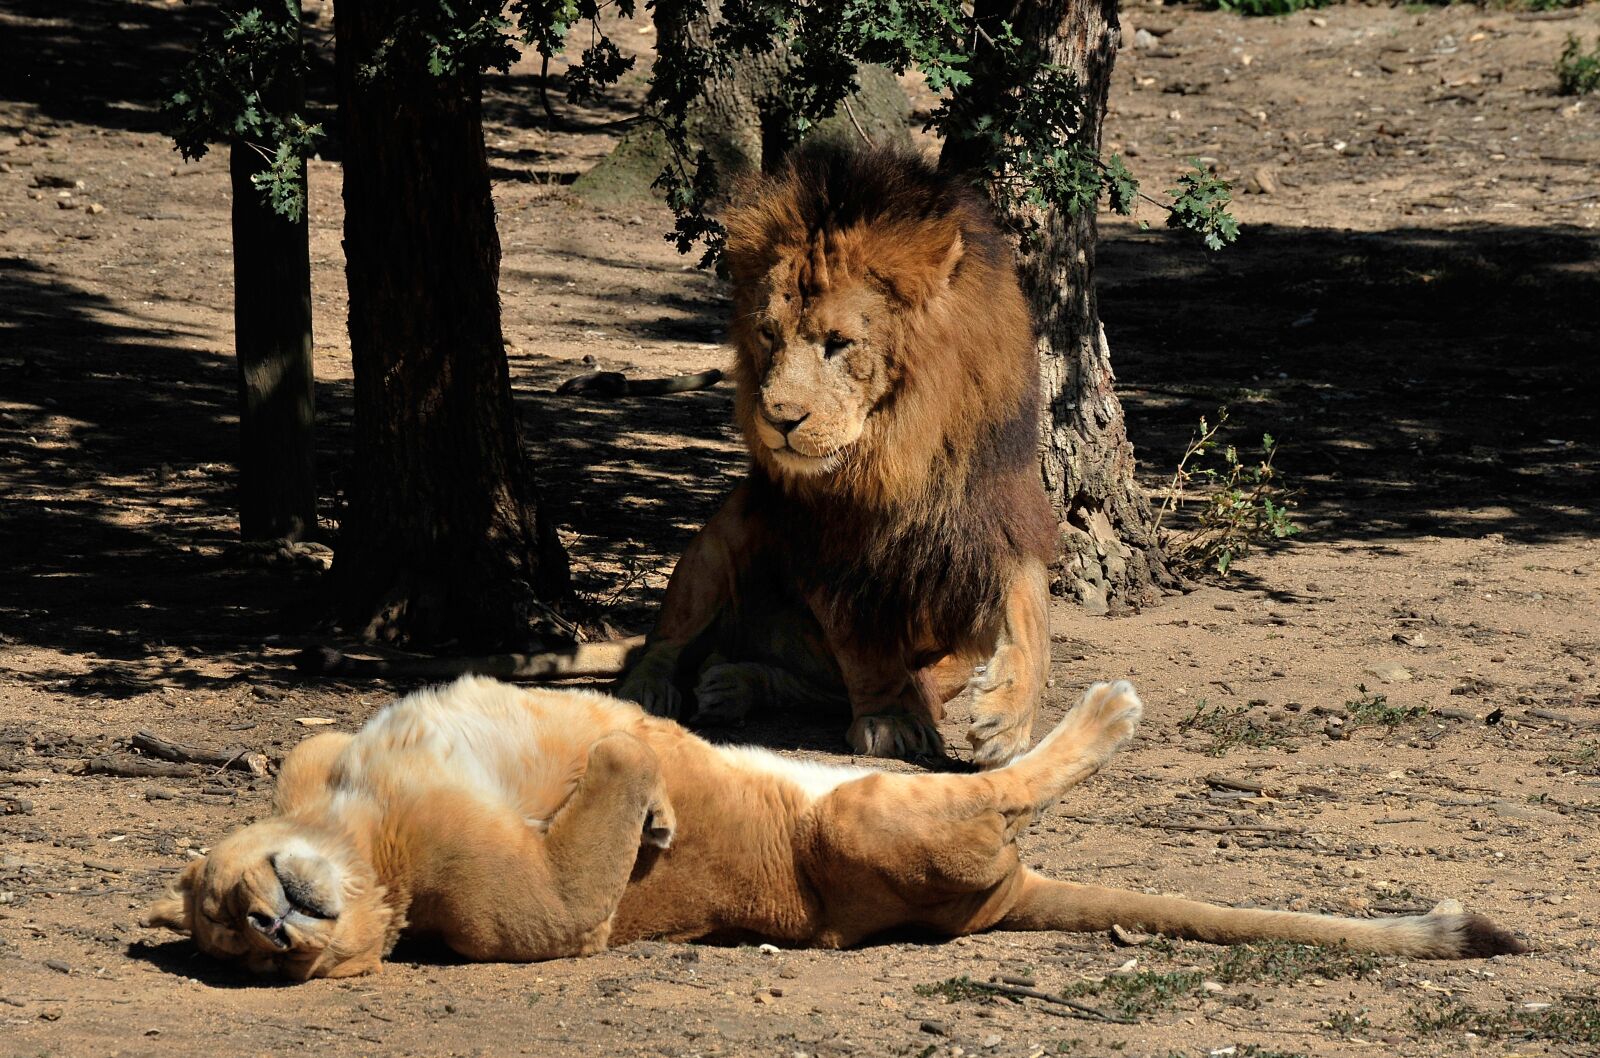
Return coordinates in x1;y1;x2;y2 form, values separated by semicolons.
920;1020;948;1036
1134;28;1157;49
982;1034;1002;1049
44;959;71;974
1;796;33;815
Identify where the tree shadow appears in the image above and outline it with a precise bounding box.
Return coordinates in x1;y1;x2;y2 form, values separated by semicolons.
1101;222;1600;546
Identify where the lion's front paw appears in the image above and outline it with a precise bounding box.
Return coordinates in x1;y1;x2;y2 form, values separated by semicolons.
615;657;683;719
846;712;945;761
691;663;765;726
966;700;1034;771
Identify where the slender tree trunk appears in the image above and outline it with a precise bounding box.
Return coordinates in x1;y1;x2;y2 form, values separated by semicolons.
229;3;316;543
944;0;1171;614
332;0;569;649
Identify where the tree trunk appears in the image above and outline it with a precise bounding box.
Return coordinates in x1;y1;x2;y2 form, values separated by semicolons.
943;0;1171;615
332;0;569;649
228;4;316;543
575;2;910;204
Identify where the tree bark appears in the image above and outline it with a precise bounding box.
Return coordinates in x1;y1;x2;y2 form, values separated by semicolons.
943;0;1171;614
229;4;316;543
332;0;569;649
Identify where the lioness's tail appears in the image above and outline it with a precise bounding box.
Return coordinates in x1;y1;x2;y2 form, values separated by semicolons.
997;875;1526;959
295;637;646;680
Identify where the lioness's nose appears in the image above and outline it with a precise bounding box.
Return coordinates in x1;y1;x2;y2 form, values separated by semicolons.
762;403;809;437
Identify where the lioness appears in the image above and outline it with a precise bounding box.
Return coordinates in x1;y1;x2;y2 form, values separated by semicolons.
615;146;1058;769
146;676;1523;979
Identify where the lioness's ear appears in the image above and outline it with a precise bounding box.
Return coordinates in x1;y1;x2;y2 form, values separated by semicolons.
143;857;204;935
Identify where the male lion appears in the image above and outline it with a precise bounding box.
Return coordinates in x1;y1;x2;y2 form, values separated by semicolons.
615;146;1058;768
145;676;1523;979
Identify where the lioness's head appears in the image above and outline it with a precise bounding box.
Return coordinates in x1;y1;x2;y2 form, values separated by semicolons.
724;146;1019;492
144;819;392;979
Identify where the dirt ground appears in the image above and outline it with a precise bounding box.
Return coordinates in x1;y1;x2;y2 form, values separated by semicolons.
2;1;1598;1056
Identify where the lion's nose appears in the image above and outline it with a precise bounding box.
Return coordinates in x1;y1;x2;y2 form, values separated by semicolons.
248;910;287;945
762;404;809;437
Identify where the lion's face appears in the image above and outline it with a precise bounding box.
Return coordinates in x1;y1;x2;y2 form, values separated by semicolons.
742;276;896;477
144;820;390;979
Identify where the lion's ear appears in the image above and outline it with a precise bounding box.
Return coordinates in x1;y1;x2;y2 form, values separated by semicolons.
869;223;966;307
142;857;204;934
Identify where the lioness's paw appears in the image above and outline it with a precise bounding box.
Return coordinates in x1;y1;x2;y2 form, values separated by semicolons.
586;731;660;785
1070;680;1144;752
691;663;763;726
643;788;677;850
967;702;1034;771
847;713;945;761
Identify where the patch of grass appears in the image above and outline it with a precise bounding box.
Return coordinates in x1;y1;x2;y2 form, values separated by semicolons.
1177;699;1287;755
1062;942;1381;1018
1409;994;1600;1045
1541;740;1600;775
1345;688;1428;729
1557;34;1600;95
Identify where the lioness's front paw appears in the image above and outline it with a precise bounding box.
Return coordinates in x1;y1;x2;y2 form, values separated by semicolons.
691;663;764;726
846;712;945;761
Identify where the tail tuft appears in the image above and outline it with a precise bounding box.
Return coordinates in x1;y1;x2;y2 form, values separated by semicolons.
1446;914;1528;958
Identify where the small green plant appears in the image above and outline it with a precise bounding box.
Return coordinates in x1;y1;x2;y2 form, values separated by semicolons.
1557;34;1600;95
1408;994;1600;1045
1325;1008;1371;1036
1541;740;1600;774
1177;699;1285;756
1062;967;1208;1019
1155;409;1299;578
1203;0;1330;15
1210;941;1380;985
1345;688;1428;729
1158;1048;1309;1058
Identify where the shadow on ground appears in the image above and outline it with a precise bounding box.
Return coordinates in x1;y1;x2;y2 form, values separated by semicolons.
1103;221;1599;545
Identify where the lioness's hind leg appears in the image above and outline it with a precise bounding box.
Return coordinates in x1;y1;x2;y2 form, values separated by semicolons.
1006;680;1143;811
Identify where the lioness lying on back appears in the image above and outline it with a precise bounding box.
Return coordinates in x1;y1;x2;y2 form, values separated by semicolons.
145;676;1523;978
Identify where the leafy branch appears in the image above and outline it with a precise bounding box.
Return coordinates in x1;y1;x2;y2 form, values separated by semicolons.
165;0;321;221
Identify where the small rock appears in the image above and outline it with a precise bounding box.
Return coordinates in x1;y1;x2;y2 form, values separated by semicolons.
982;1034;1003;1049
44;959;71;974
1325;716;1349;741
1310;15;1328;26
1244;167;1278;195
31;174;82;190
144;787;175;802
1363;663;1413;684
1;796;33;815
86;203;104;215
39;1007;63;1021
1491;802;1563;825
56;198;77;210
1201;980;1225;993
1134;28;1157;49
919;1020;948;1036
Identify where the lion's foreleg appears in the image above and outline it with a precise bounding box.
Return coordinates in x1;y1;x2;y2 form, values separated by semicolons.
967;558;1050;769
616;484;762;718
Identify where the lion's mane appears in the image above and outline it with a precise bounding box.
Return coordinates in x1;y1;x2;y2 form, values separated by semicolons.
722;146;1056;656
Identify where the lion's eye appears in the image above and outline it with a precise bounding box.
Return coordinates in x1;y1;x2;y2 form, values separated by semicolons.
823;334;853;358
757;324;779;350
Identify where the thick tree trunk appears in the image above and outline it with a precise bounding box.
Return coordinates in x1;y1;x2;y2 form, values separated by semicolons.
944;0;1171;614
228;3;316;543
576;2;910;203
332;0;569;649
